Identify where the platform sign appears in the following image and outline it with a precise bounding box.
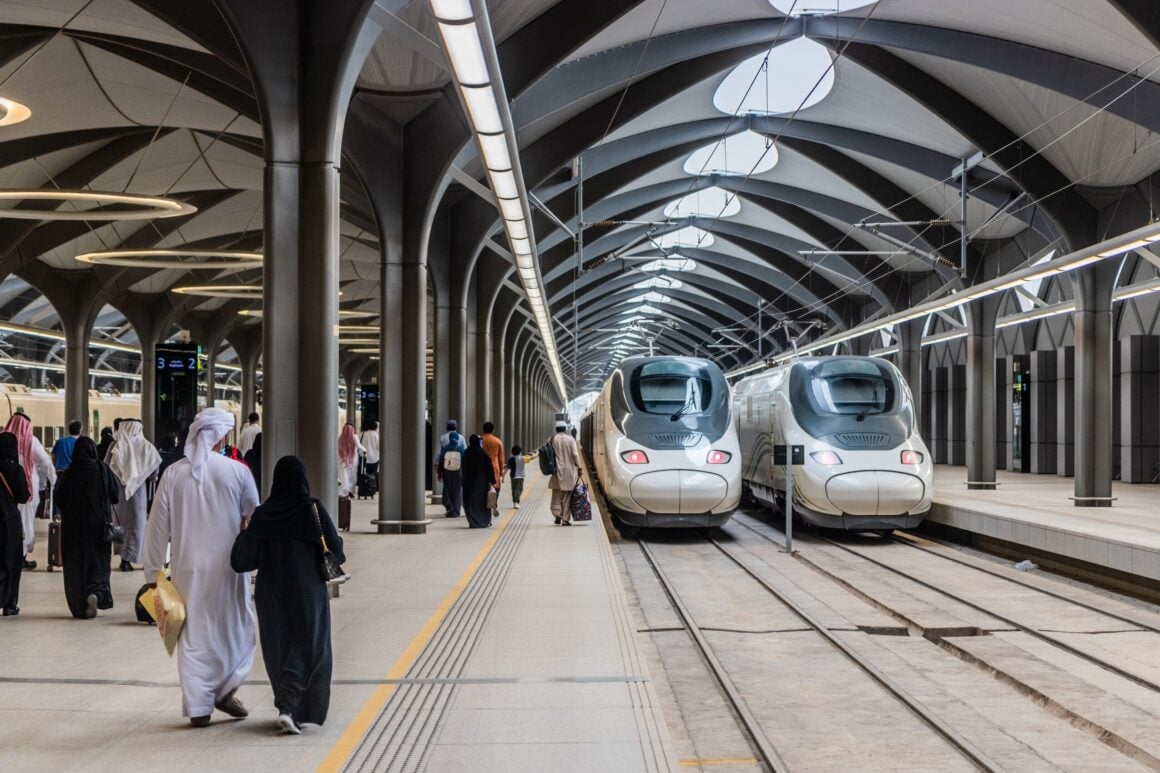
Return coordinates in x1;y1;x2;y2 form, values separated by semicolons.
155;343;201;441
772;444;804;466
772;444;803;554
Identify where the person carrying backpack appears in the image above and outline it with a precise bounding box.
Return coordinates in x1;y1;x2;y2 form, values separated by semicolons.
437;431;466;518
506;446;526;509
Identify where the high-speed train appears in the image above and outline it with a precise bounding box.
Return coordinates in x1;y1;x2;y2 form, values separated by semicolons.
733;356;933;532
580;356;742;533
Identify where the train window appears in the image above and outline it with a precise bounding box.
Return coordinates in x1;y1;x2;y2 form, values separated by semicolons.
630;361;713;417
803;359;895;417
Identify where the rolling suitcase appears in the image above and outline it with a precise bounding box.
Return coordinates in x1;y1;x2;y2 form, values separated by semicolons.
338;496;351;531
46;520;62;571
356;460;377;500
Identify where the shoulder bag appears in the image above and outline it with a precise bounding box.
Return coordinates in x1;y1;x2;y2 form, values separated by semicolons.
99;468;124;543
312;500;349;584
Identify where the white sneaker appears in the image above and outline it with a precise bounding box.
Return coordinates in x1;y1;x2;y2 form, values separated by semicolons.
277;714;301;735
515;503;520;509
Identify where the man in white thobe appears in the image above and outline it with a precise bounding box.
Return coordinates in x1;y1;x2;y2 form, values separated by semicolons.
360;421;380;477
548;421;580;525
143;407;260;727
107;419;161;572
237;412;261;455
3;412;55;565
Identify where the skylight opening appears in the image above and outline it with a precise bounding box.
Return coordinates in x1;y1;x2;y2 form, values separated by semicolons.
640;257;697;273
769;0;877;16
684;131;778;176
713;37;835;116
1016;250;1056;312
663;187;741;219
651;226;714;250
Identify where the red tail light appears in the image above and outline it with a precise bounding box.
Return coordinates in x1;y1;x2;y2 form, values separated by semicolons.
900;450;923;465
621;449;649;464
706;450;731;464
810;450;843;466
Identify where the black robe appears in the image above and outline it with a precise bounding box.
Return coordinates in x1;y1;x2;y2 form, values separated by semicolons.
0;456;31;612
55;441;119;618
460;445;495;528
230;456;345;725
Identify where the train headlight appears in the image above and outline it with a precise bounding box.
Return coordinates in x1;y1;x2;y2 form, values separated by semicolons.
810;450;843;465
900;450;924;465
621;449;649;464
706;450;732;464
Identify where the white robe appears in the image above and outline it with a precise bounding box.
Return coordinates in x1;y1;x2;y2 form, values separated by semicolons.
237;423;261;455
21;437;55;555
143;454;260;718
339;437;367;497
114;482;148;564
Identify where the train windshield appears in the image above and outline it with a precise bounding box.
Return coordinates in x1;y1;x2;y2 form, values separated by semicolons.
630;361;713;417
802;359;895;417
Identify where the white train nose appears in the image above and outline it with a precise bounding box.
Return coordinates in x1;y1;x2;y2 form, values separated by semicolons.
824;471;926;515
629;470;729;514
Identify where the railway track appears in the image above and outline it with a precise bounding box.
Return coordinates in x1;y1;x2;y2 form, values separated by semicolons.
731;511;1160;696
637;536;1001;772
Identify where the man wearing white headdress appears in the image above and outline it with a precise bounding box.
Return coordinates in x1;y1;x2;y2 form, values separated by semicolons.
143;407;260;727
106;419;161;572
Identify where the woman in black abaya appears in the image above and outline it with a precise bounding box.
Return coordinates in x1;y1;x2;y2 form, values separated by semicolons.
0;432;31;616
460;434;495;528
55;437;118;618
230;456;345;735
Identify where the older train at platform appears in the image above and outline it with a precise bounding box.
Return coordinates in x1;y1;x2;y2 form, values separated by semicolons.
580;356;742;534
733;356;933;532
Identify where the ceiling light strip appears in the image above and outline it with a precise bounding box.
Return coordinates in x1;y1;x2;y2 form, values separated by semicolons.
430;0;566;402
727;222;1160;378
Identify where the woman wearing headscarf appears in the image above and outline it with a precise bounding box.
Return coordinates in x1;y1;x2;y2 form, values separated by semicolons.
243;432;262;491
54;437;118;618
3;412;56;568
96;427;115;463
106;419;161;572
0;432;31;616
230;456;344;734
337;423;364;498
460;434;495;529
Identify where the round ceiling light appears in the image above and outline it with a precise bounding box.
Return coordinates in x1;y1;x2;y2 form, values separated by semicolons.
0;190;197;221
349;348;380;354
338;325;380;333
0;98;32;127
172;284;262;299
339;337;380;345
75;249;263;270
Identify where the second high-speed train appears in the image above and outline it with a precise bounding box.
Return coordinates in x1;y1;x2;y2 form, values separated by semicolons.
733;356;933;532
581;356;742;532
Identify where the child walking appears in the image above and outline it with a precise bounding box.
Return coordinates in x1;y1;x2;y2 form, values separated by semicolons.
506;446;526;509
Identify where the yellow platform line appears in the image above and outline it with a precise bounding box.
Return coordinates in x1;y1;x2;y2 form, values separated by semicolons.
318;477;541;772
678;759;760;767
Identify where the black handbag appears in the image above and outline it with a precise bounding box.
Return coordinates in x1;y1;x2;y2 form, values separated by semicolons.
312;501;349;584
100;469;123;543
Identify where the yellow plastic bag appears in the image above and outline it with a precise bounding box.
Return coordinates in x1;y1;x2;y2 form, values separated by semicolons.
153;570;186;657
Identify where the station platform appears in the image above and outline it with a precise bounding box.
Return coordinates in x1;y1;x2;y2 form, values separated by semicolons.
928;466;1160;592
0;471;676;772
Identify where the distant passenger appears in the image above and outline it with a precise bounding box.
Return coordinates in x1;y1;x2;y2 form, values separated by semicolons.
480;422;505;518
548;421;580;526
0;432;31;615
230;455;345;735
3;412;56;569
143;407;260;727
243;433;262;492
107;419;161;573
96;427;115;463
238;412;261;456
433;419;459;513
506;445;525;510
51;420;82;472
337;423;365;498
437;430;466;518
359;421;380;480
55;437;118;618
460;435;495;529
